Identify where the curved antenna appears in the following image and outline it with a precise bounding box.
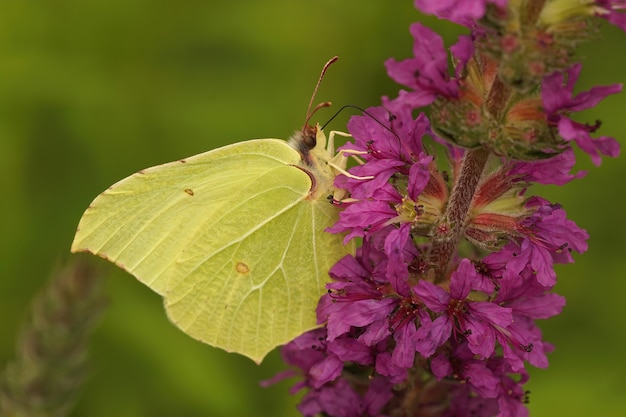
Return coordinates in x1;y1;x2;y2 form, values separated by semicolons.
321;104;399;141
303;56;339;129
321;104;407;161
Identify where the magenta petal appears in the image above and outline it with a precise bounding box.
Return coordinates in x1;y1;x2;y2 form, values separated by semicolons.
604;6;626;32
359;318;392;346
385;23;459;101
384;224;411;294
416;314;452;358
450;35;474;78
594;135;621;158
343;159;406;199
407;155;433;199
309;355;344;388
556;118;609;166
414;280;450;311
464;361;500;398
298;379;362;417
259;369;297;388
391;321;417;368
409;23;449;72
469;301;514;328
414;0;508;24
328;200;397;242
568;83;623;112
375;351;408;383
430;352;453;379
382;90;436;112
542;64;621;165
414;0;457;14
509;149;586;185
364;376;395;416
466;317;497;357
508;293;566;319
328;254;369;283
326;298;396;341
448;259;476;299
328;337;373;365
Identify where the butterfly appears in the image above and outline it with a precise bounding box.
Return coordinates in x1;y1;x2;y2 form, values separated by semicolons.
71;57;357;363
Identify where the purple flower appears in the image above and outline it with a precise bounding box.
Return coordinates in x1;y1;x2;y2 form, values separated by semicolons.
298;376;394;417
328;195;399;243
443;384;500;417
384;23;474;110
430;343;532;417
431;342;501;398
298;379;361;417
267;4;621;415
318;235;425;375
273;328;342;390
542;63;622;165
487;358;531;417
414;0;508;25
489;273;563;371
317;250;398;342
342;106;428;166
595;1;626;32
513;197;589;286
336;106;432;200
414;259;514;358
330;107;433;246
266;327;378;391
507;149;586;185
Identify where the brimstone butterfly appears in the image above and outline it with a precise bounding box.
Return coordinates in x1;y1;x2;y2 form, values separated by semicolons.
71;57;356;363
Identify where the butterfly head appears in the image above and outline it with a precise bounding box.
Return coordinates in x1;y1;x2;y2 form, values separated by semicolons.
289;123;328;166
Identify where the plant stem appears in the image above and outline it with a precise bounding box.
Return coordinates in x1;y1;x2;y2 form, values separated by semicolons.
426;1;548;282
430;147;490;282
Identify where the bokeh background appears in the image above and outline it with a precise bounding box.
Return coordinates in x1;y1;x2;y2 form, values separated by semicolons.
1;1;625;416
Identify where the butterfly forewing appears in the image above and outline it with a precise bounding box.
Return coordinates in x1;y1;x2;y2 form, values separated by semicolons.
72;139;301;293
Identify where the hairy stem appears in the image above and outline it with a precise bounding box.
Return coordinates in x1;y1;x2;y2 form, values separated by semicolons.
429;46;522;280
430;147;490;282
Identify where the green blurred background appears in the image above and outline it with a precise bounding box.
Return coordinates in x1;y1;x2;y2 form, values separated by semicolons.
1;1;625;416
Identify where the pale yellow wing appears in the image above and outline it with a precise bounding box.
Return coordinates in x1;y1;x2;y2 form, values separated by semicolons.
72;138;352;362
163;169;346;362
72;139;301;293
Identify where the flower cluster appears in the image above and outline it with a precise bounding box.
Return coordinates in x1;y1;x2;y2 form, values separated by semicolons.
269;1;622;416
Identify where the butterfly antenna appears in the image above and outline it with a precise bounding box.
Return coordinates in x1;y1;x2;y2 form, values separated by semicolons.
303;56;339;129
321;105;397;138
321;104;405;161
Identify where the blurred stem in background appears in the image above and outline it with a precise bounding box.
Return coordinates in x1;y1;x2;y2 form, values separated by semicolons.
0;258;107;417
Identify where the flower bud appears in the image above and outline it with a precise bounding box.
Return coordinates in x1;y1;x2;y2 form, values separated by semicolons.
480;0;599;90
430;54;566;160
